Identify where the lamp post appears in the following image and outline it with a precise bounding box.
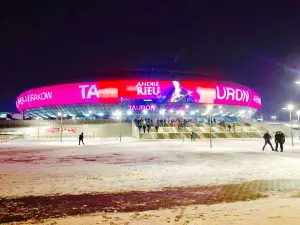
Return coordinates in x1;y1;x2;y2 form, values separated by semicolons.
151;105;155;122
297;110;300;141
36;117;42;139
241;115;244;141
163;110;165;127
207;105;213;148
57;112;63;142
57;112;67;142
287;104;294;146
160;109;165;127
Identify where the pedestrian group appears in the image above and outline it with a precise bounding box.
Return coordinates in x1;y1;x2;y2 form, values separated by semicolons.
262;131;285;152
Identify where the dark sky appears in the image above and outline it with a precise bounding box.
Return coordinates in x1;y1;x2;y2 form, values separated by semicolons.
1;1;300;119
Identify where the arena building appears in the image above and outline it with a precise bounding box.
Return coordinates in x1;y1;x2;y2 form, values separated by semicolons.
15;72;262;123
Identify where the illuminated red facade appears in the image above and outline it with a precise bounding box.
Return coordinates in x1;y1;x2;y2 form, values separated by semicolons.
17;80;261;111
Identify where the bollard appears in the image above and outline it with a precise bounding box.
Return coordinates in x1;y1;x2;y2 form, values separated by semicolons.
183;134;184;142
120;133;122;142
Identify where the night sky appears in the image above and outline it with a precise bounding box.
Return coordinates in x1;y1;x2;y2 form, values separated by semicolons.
1;1;300;120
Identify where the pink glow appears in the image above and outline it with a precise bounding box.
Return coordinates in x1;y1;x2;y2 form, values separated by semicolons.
16;80;261;112
214;83;261;109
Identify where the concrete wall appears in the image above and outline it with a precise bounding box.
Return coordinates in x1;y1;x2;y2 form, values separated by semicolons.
0;123;133;140
1;120;297;141
0;119;122;128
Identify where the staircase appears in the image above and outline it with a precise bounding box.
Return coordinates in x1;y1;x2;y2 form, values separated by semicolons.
139;122;265;140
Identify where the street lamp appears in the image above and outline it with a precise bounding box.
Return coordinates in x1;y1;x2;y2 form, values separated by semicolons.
207;105;213;148
297;110;300;141
36;117;43;139
239;110;245;141
57;112;63;142
57;112;67;142
287;104;294;146
159;109;165;127
151;105;155;121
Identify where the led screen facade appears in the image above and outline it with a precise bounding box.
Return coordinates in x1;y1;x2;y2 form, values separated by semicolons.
16;80;261;112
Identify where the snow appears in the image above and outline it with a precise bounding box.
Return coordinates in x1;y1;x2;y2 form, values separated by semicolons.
1;138;300;197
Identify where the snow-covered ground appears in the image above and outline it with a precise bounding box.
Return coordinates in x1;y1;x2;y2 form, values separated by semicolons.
1;138;300;197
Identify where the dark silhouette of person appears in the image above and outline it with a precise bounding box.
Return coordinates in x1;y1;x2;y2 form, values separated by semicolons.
141;119;147;133
147;123;151;133
262;132;274;151
274;131;280;152
190;130;196;141
138;125;142;133
228;124;232;132
155;124;159;132
275;131;285;152
79;132;84;145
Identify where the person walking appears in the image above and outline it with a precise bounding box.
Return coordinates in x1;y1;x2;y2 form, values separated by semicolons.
278;131;285;152
155;123;159;132
138;124;142;133
79;132;84;145
262;131;274;151
228;124;232;132
190;130;196;141
146;122;151;133
274;131;280;151
142;120;146;133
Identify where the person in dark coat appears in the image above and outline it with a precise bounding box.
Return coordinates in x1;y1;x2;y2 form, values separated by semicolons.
278;131;285;152
79;132;84;145
155;123;159;132
141;120;146;133
146;122;151;133
274;131;280;152
228;124;232;132
262;132;274;151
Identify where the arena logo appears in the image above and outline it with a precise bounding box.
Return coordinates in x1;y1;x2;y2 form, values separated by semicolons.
216;86;249;102
136;81;160;96
79;84;118;99
129;104;157;111
17;91;53;105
